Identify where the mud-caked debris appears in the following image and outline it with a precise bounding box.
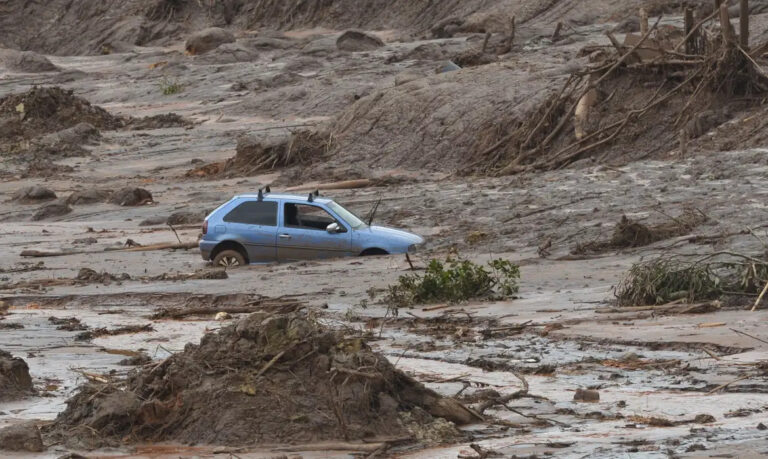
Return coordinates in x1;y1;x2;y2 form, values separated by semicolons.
0;422;44;452
31;201;72;221
13;185;57;203
573;389;600;402
50;312;476;449
336;30;384;52
127;113;194;130
185;27;235;55
75;323;153;341
109;187;153;206
75;268;131;284
167;210;205;226
0;349;34;401
0;48;58;73
48;316;87;331
66;189;111;206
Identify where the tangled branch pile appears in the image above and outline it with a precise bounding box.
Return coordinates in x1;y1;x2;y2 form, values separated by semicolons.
615;252;768;306
471;8;768;175
48;312;477;449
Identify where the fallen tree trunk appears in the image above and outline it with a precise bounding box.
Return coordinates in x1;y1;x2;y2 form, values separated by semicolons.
285;179;372;192
20;242;197;258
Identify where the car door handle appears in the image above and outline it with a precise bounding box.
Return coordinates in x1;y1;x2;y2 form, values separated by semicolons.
279;234;291;239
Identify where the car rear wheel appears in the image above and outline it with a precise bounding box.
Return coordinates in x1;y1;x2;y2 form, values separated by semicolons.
213;249;246;268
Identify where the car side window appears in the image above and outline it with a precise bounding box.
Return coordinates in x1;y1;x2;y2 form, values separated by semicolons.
223;201;277;226
284;203;344;231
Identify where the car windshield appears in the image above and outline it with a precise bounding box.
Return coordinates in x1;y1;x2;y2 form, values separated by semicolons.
328;201;366;230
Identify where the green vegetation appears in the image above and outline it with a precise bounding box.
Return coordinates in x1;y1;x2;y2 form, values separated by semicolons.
385;257;520;307
615;252;768;306
160;77;183;95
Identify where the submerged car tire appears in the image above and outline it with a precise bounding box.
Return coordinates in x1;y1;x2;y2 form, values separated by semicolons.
212;249;246;268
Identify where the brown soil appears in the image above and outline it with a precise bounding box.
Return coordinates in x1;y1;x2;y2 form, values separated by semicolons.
48;312;475;449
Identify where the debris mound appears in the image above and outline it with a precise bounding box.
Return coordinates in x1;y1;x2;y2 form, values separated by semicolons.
185;27;235;55
469;13;768;175
0;87;122;145
126;113;194;130
50;312;476;449
189;129;330;178
0;349;34;401
31;202;72;221
12;185;57;203
109;187;153;206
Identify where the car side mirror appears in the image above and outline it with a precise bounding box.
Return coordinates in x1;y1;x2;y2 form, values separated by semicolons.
326;222;341;234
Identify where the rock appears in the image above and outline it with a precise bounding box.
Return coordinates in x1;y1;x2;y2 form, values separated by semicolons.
758;422;767;430
31;202;72;221
336;30;384;52
0;48;58;73
13;186;57;203
0;350;33;401
66;189;111;206
573;389;600;402
0;422;44;452
109;187;153;206
185;28;235;55
694;414;716;424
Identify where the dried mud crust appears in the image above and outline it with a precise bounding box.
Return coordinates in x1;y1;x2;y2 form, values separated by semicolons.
48;312;475;449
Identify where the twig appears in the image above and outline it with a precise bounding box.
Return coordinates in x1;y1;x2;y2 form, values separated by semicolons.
706;375;749;395
730;328;768;345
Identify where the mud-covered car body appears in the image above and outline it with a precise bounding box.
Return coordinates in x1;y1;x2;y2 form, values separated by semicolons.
200;193;423;264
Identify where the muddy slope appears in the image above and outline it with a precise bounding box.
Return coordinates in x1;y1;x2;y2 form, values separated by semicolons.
0;0;650;56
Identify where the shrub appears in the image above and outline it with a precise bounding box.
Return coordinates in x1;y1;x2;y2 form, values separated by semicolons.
160;77;183;95
385;257;520;307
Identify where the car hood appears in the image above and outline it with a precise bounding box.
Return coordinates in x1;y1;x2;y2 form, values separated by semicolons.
363;225;424;244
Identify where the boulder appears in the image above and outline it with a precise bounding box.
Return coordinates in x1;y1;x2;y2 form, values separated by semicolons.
13;186;57;203
0;48;58;73
0;422;44;452
109;187;153;206
31;202;72;221
185;28;235;55
336;30;384;52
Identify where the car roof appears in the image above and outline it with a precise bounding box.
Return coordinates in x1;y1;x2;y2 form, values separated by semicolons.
233;193;334;205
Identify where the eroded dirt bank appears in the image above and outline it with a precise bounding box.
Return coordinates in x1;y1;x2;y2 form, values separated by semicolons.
3;0;768;457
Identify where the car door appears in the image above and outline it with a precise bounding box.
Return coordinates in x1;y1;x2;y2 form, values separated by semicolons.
221;200;278;262
277;202;352;261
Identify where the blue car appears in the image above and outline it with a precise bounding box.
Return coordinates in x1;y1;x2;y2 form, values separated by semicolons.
200;192;424;267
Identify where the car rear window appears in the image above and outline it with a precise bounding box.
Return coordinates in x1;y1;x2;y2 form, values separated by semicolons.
223;201;277;226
